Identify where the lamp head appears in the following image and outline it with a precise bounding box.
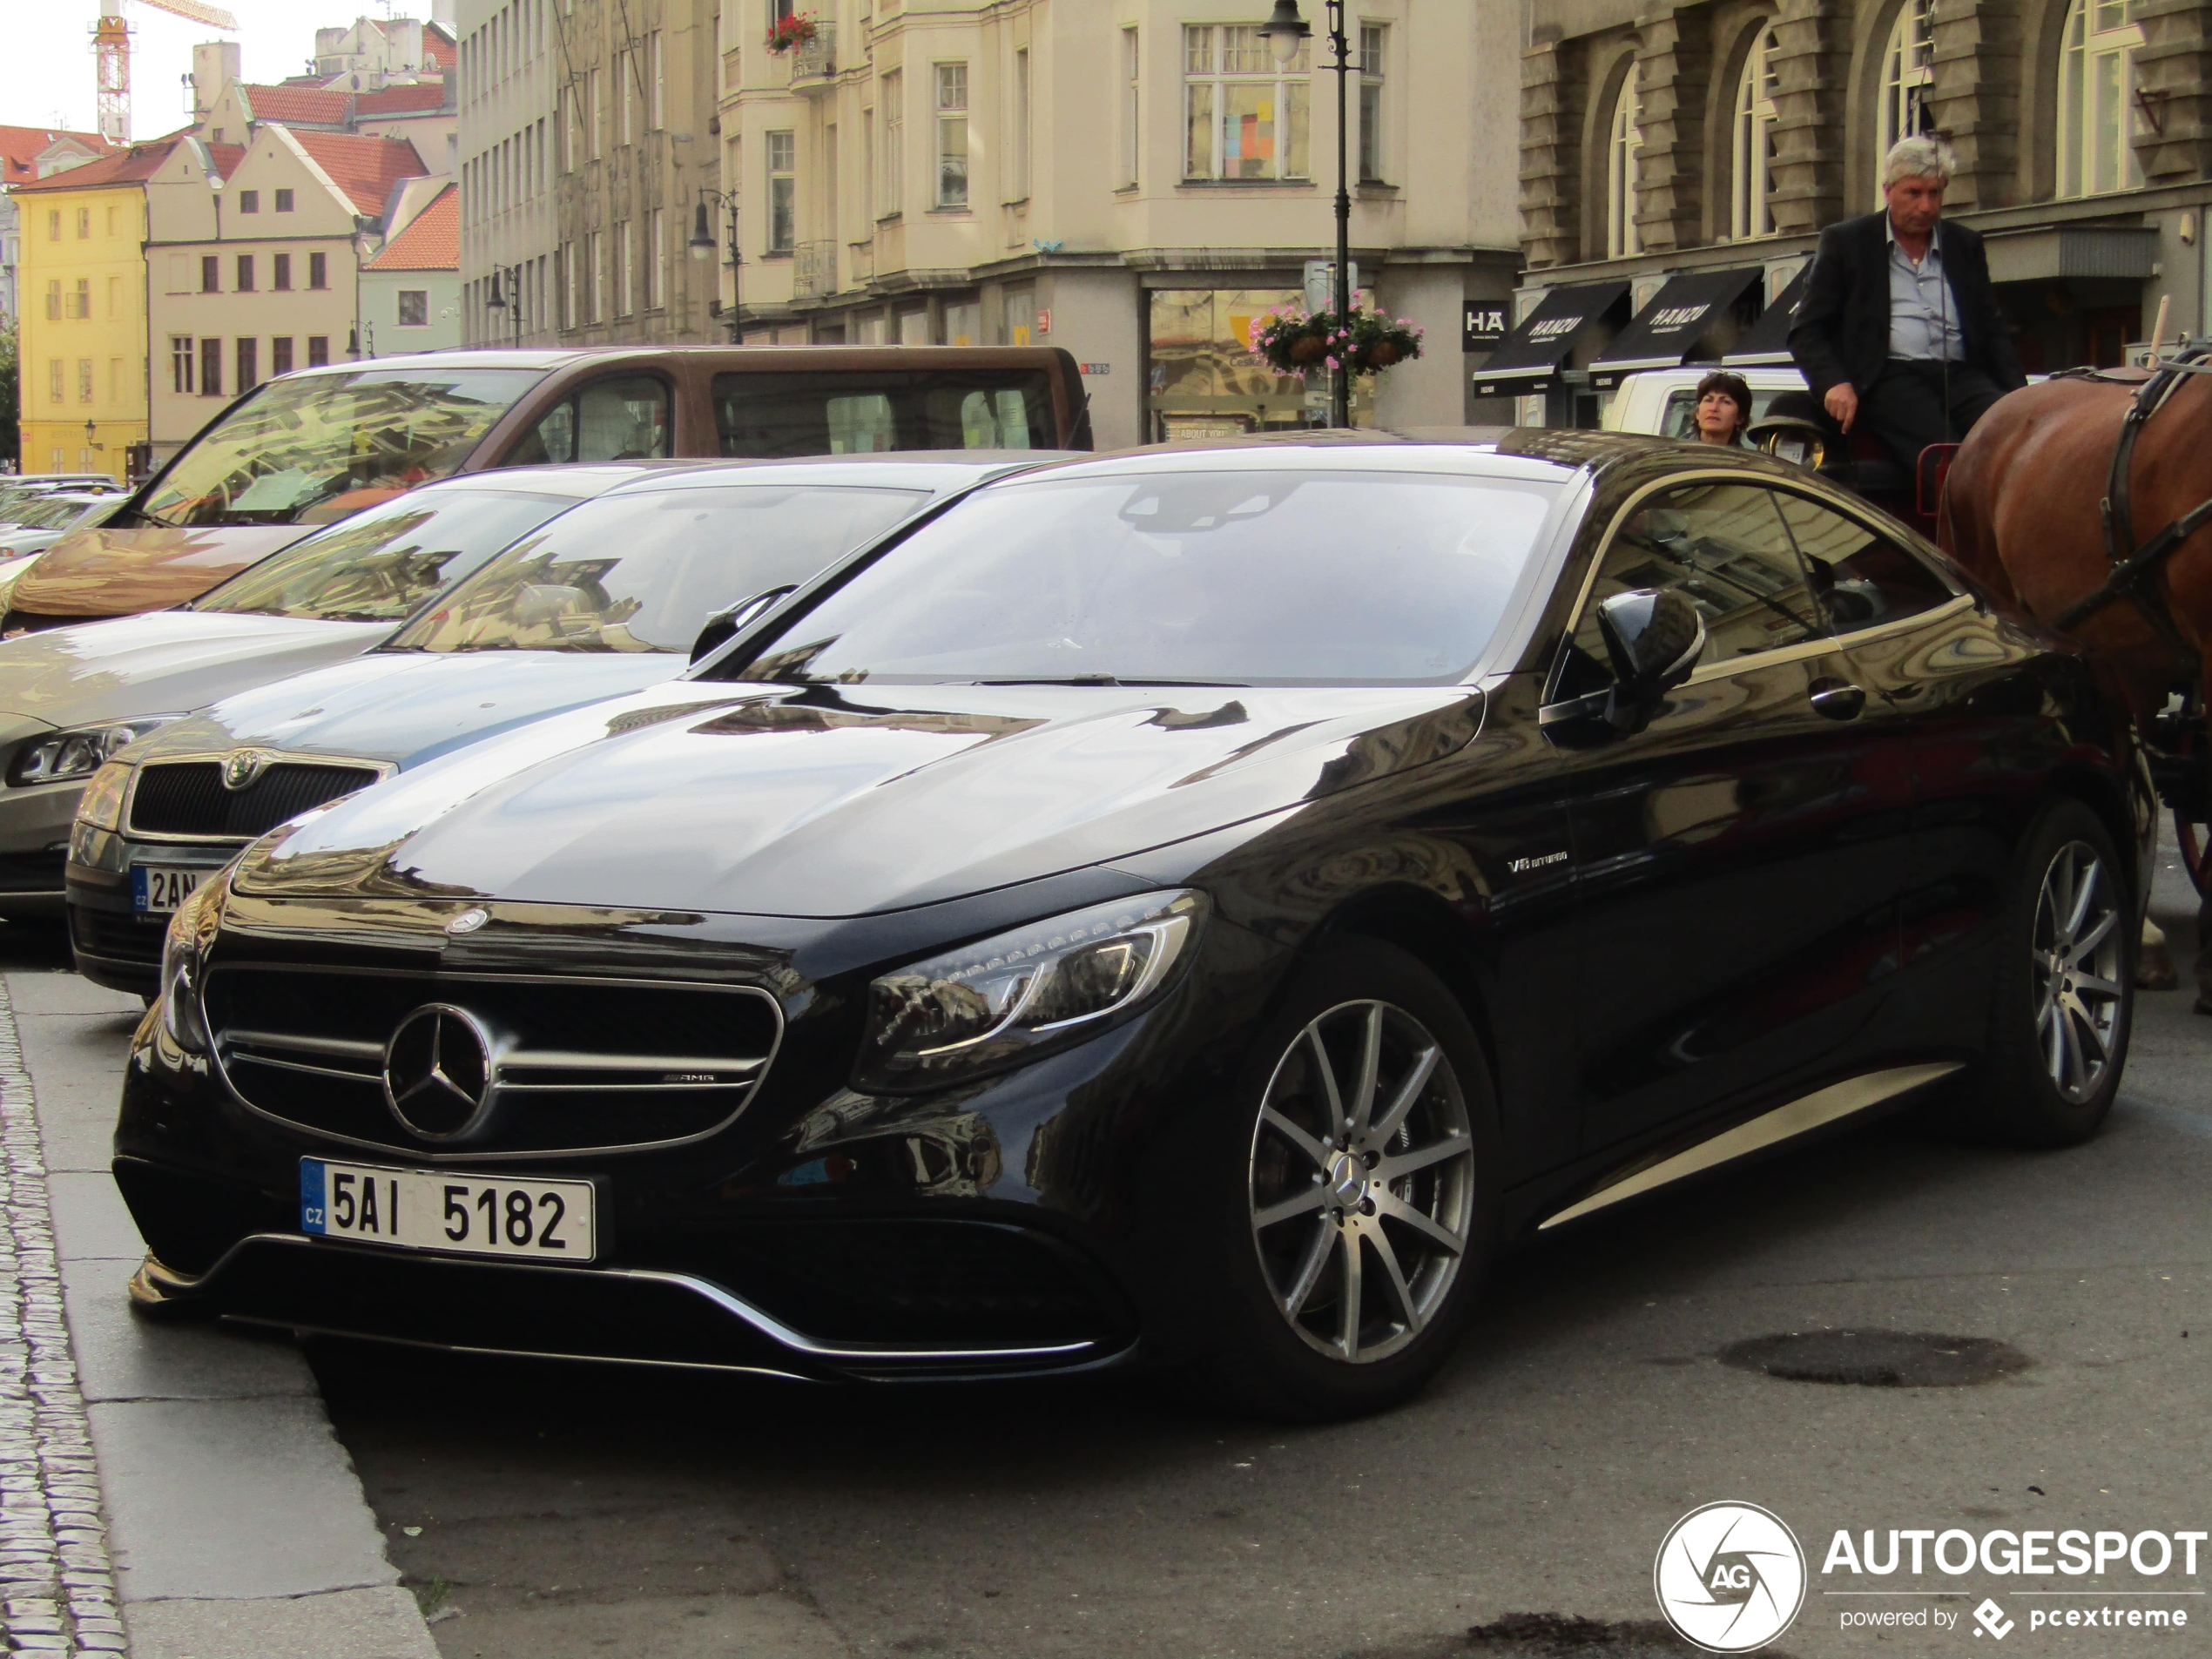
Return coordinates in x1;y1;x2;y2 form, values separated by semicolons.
688;199;717;261
486;268;505;308
1258;0;1310;64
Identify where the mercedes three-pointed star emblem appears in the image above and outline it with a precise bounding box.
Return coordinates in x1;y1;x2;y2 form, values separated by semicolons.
381;1003;498;1142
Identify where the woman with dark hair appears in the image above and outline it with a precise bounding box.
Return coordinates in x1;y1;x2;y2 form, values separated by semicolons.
1691;371;1755;446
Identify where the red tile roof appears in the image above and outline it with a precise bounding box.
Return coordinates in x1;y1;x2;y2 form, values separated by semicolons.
422;24;456;71
9;133;232;192
239;84;354;126
366;181;455;271
0;125;112;186
288;129;428;216
355;81;449;116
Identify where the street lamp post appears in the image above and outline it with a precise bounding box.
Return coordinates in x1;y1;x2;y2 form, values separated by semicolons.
1258;0;1353;428
484;263;527;348
688;191;743;344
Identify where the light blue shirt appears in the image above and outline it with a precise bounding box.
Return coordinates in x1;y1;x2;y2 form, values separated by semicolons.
1886;218;1965;362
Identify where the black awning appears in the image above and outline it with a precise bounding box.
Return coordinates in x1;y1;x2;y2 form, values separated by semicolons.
1470;281;1631;397
1723;264;1811;365
1589;267;1766;389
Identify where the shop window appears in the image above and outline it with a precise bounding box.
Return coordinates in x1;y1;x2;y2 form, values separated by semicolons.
2060;0;2146;197
1183;24;1311;181
1878;0;1935;200
941;299;981;346
1146;287;1365;440
1607;64;1643;259
1731;25;1779;239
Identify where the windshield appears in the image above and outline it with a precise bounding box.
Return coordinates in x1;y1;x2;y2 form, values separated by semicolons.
728;469;1561;687
138;368;546;529
389;482;930;654
190;486;585;624
6;498;102;531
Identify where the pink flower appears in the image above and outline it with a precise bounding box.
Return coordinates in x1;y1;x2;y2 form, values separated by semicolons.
1325;355;1340;370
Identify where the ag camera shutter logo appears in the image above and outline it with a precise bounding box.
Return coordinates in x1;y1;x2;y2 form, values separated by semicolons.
1655;1501;1807;1652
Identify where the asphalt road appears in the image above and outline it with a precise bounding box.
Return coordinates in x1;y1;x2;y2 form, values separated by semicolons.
21;843;2212;1659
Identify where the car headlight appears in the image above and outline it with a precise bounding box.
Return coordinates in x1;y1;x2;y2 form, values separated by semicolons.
158;873;224;1055
9;716;181;788
74;759;134;833
855;890;1206;1092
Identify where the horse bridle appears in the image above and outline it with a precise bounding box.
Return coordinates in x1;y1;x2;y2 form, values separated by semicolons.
2049;341;2212;671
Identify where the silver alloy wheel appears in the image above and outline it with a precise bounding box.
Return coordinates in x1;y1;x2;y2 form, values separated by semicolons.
1247;999;1475;1365
2033;840;2126;1103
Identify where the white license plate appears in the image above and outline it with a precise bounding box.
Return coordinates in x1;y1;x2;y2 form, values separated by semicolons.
299;1160;597;1262
132;863;215;914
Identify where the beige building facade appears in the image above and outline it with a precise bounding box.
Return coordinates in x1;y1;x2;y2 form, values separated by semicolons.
1508;0;2212;424
715;0;1524;446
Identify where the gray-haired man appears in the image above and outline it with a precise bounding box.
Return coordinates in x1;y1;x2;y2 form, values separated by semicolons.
1788;136;2026;471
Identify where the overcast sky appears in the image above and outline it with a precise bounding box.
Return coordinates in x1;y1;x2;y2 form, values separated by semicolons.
1;1;337;141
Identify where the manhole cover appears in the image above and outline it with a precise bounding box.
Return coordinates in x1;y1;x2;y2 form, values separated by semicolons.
1720;1330;2031;1387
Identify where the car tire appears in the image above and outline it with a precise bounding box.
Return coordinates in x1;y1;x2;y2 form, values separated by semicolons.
1178;940;1499;1420
1950;798;2134;1148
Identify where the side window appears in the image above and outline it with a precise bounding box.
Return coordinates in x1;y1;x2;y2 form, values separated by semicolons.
1560;482;1826;697
509;376;670;465
1770;492;1956;633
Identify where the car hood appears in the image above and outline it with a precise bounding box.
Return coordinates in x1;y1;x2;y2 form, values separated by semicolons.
233;680;1487;918
9;524;305;619
0;611;392;731
134;648;691;771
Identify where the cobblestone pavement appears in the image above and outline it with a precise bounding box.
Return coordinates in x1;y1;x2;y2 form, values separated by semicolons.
0;986;125;1656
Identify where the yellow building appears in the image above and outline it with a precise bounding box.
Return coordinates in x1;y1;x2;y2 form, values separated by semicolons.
11;140;180;480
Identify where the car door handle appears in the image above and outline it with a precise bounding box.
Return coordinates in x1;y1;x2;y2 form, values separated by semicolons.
1808;678;1866;721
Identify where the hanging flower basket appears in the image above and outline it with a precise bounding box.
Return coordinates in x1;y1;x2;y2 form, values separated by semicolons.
1247;305;1426;379
766;12;819;52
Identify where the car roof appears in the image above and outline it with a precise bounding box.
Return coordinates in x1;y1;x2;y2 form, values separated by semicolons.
588;452;1073;496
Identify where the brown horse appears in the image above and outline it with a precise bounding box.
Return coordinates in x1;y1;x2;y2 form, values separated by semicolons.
1940;361;2212;998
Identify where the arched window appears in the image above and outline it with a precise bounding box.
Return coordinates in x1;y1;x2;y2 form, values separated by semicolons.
1606;66;1644;259
1732;26;1780;239
2059;0;2145;196
1878;0;1935;198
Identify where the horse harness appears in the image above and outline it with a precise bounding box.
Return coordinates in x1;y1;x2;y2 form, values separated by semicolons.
2049;341;2212;671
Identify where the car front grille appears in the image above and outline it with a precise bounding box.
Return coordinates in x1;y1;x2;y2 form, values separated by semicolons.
201;965;784;1160
129;759;383;840
70;903;165;965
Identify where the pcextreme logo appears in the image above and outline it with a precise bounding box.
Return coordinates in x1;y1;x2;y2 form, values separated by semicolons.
1655;1501;1809;1653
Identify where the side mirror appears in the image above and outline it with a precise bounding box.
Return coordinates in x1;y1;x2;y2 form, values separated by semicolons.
1594;588;1705;733
690;584;797;664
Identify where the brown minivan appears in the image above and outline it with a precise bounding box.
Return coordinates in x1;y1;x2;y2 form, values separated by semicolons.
5;346;1091;630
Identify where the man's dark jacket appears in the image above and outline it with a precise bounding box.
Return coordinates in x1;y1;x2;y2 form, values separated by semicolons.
1788;210;2026;398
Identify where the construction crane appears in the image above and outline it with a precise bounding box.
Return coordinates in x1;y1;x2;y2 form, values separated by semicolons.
93;0;240;144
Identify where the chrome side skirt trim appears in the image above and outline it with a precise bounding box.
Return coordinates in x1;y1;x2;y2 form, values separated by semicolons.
1538;1062;1964;1231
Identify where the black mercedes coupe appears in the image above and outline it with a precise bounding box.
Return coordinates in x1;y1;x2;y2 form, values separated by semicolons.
114;432;2149;1418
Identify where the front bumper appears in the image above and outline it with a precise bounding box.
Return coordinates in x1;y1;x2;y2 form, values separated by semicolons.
67;823;239;993
0;774;86;918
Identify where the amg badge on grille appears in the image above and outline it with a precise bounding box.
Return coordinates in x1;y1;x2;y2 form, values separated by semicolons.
221;750;269;791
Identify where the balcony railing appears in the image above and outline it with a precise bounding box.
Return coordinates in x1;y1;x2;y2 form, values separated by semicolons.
794;240;838;298
789;24;835;86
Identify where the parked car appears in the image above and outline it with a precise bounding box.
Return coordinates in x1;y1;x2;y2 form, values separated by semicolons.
70;455;1049;985
1602;366;1811;439
9;347;1092;632
113;431;2146;1419
0;468;652;918
0;493;125;560
0;478;125;531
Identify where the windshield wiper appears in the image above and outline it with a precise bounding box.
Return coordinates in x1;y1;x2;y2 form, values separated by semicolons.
970;675;1250;688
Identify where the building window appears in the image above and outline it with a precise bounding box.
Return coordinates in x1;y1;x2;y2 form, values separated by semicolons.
1122;28;1141;185
200;255;219;293
71;279;91;320
590;66;604;158
275;187;294;212
107;275;121;315
105;206;118;237
44;280;58;321
77;359;93;404
309;251;328;289
273;253;292;291
46;360;62;403
171;336;194;394
1010;49;1031;200
651;30;664;129
617;50;635;145
1731;24;1780;239
767;130;797;250
398;290;428;326
46;210;58;241
882;72;904;215
236;254;255;293
200;338;222;395
235;338;258;395
1184;24;1311;181
588;228;604;321
307;335;329;368
1878;0;1935;199
648;206;665;307
75;208;89;239
560;239;576;327
935;64;969;207
272;336;294;375
1606;64;1643;258
2060;0;2146;197
110;358;122;401
238;189;259;212
616;219;634;314
1358;24;1386;184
